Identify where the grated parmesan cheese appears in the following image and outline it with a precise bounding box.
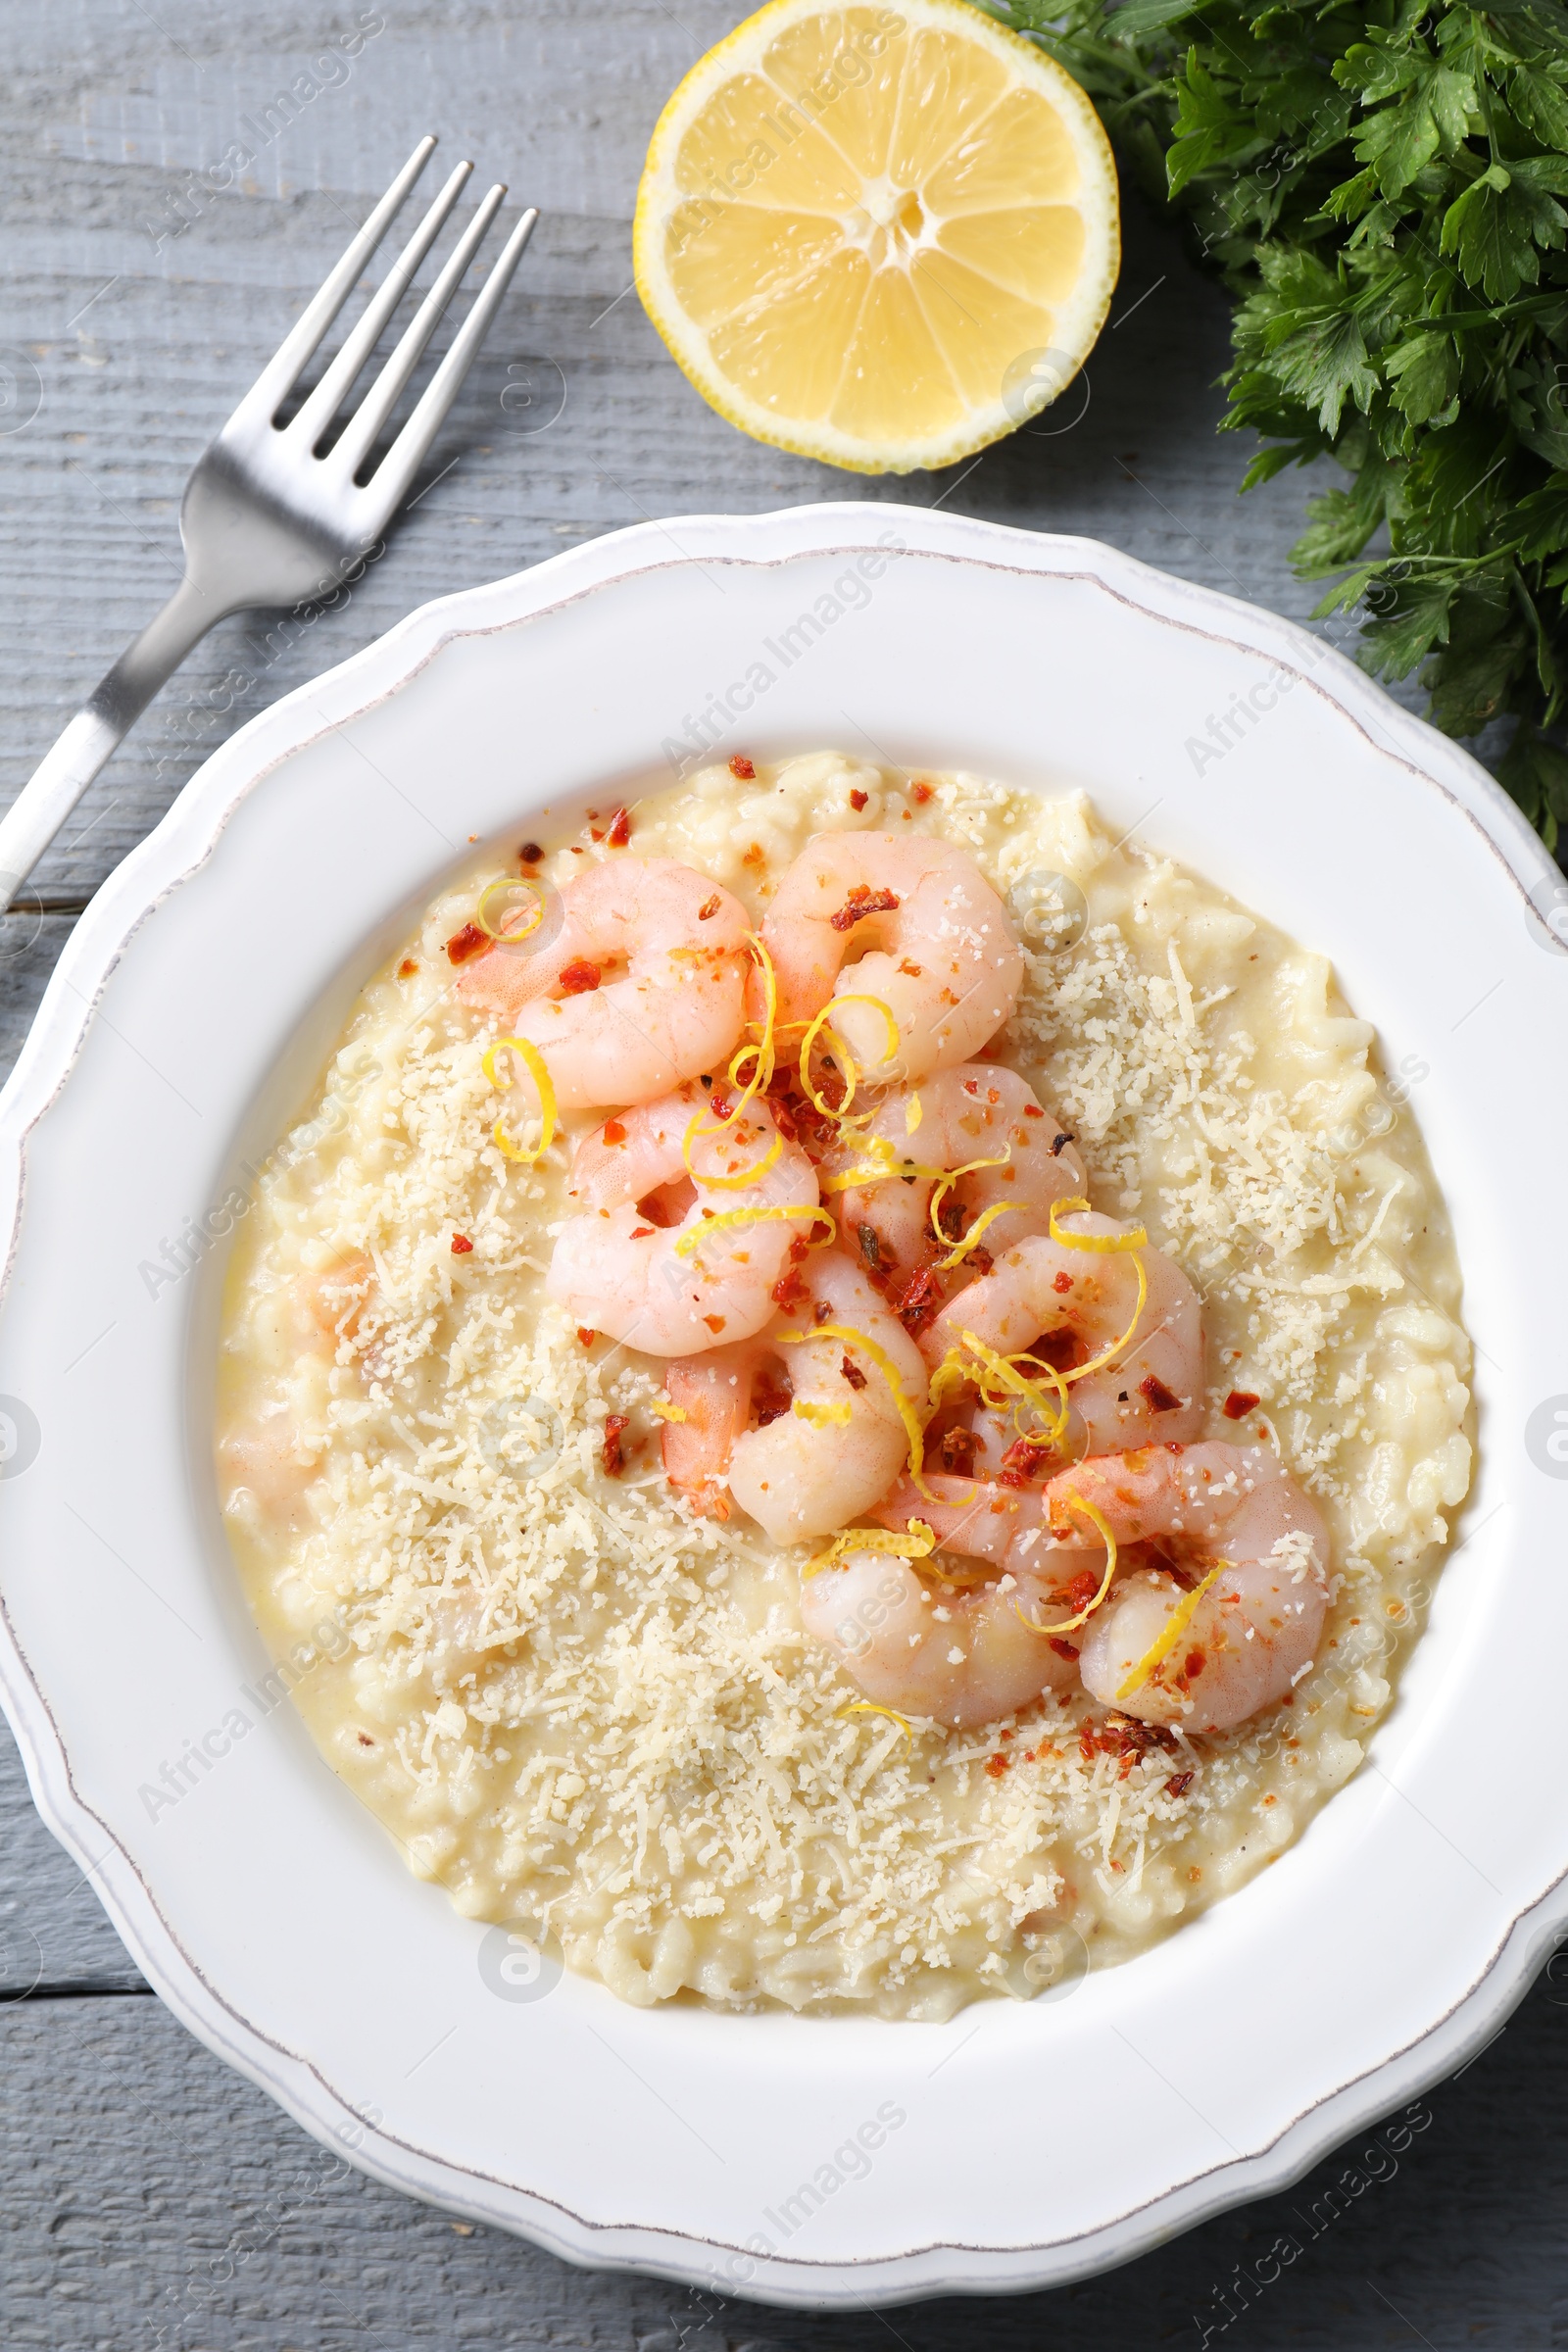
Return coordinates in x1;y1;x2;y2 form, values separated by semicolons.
216;760;1472;2019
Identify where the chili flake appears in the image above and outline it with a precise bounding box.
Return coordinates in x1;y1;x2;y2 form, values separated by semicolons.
998;1435;1051;1487
1139;1373;1183;1414
754;1380;792;1426
729;754;756;779
445;921;488;965
576;1327;597;1348
559;958;602;995
770;1262;808;1313
830;884;901;933
768;1241;810;1312
849;788;868;810
912;781;933;804
938;1427;978;1475
1223;1389;1261;1419
602;1414;629;1477
1060;1566;1105;1612
697;893;722;921
607;807;631;847
894;1263;945;1336
398;956;418;978
519;841;543;864
450;1233;473;1255
1080;1712;1178;1776
840;1354;867;1391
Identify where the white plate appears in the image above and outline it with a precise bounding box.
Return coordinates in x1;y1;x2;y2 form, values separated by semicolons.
2;504;1565;2310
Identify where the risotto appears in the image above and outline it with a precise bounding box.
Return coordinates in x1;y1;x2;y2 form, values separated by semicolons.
216;753;1472;2020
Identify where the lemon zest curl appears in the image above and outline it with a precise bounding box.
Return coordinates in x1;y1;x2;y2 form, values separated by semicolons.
673;1203;834;1262
1116;1563;1225;1699
804;1522;936;1578
799;995;899;1122
841;1701;913;1740
680;1112;784;1191
680;934;784;1185
1017;1494;1120;1635
779;1318;932;1496
1047;1197;1151;1387
483;1035;557;1165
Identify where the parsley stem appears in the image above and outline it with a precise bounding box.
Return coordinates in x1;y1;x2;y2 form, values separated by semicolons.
1015;0;1568;844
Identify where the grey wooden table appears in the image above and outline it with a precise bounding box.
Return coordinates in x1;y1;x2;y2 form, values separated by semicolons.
2;5;1563;2346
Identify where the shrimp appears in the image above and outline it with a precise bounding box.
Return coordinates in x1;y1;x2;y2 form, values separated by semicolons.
824;1064;1085;1304
659;1335;784;1518
867;1383;1139;1584
661;1252;927;1543
798;1546;1087;1730
548;1084;818;1355
760;833;1024;1087
458;858;751;1111
219;1252;374;1527
1048;1444;1331;1734
920;1212;1205;1458
220;1413;325;1529
869;1467;1091;1582
267;1252;375;1357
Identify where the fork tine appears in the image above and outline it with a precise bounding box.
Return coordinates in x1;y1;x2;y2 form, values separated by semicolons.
329;182;511;484
290;160;475;451
354;204;541;519
242;135;438;421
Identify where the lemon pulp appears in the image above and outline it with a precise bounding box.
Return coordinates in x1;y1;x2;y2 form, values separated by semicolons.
634;0;1119;473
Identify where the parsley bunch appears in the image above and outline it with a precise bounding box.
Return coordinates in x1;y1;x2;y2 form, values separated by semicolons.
979;0;1568;848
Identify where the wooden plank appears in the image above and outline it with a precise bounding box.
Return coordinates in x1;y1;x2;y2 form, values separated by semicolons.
0;0;1342;905
0;1717;146;1996
2;1979;1565;2346
0;188;1339;904
0;0;1530;2340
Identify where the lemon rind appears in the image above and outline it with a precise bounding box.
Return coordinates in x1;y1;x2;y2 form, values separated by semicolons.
632;0;1120;476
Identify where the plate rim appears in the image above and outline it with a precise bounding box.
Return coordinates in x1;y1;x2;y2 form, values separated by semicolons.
1;500;1559;2310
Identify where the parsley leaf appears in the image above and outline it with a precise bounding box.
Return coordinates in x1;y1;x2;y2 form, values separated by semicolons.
977;0;1568;849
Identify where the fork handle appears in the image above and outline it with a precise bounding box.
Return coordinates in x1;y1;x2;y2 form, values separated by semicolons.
0;574;217;914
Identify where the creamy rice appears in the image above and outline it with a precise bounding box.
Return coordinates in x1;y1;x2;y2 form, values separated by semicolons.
217;754;1472;2019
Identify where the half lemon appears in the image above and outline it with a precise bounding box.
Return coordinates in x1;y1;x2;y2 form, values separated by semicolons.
633;0;1119;474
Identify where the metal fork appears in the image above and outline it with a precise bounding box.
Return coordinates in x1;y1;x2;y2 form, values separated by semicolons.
1;135;538;913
